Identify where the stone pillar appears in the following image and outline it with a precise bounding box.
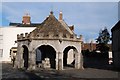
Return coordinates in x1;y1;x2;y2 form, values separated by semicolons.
56;52;63;70
75;53;80;69
20;47;24;68
19;47;24;68
55;52;58;70
28;50;36;70
80;52;83;69
75;52;83;69
14;45;24;69
14;44;20;68
75;52;80;69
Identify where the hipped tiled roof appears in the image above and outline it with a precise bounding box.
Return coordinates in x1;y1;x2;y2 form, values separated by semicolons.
31;13;74;37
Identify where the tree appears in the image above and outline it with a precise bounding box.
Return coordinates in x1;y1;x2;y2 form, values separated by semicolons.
96;27;110;53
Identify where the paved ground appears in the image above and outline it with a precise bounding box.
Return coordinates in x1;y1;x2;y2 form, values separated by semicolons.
1;63;120;80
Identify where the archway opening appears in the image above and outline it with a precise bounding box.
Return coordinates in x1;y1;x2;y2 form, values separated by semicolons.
63;46;78;69
22;45;29;69
36;45;56;69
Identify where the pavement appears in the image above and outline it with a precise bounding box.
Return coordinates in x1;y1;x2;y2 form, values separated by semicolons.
1;63;120;80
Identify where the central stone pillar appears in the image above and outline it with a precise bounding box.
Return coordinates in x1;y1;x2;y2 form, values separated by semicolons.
56;52;63;70
28;50;36;70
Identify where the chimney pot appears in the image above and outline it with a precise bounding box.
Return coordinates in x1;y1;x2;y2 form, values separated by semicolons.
59;11;63;20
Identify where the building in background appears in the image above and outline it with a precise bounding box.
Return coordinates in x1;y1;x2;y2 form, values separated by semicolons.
111;20;120;69
82;41;112;64
82;42;97;52
0;13;43;62
82;42;112;52
0;27;35;62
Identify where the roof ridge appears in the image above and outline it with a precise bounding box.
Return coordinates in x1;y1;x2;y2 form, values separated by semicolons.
59;20;74;35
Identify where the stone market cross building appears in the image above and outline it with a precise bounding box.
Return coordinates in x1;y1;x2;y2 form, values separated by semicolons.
14;11;83;70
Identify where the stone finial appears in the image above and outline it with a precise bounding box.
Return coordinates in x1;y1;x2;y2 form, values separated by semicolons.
59;11;63;20
59;33;63;38
79;35;83;41
50;11;53;15
25;33;28;39
29;32;33;38
17;34;20;39
49;32;54;38
20;33;24;39
66;34;70;38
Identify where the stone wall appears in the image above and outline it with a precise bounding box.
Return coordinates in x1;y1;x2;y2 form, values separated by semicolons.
15;38;83;70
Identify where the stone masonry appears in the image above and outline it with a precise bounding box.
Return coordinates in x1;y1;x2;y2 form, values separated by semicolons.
14;11;83;70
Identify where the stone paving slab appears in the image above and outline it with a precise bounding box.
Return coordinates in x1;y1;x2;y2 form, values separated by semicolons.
1;63;120;80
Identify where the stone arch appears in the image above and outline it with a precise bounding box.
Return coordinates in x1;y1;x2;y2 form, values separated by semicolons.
22;45;29;69
35;45;56;69
63;46;78;69
35;43;57;53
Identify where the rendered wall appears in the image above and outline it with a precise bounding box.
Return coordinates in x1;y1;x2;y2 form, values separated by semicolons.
0;26;35;61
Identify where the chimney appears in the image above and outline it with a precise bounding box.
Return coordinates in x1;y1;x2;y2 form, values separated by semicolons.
59;11;63;20
22;13;31;24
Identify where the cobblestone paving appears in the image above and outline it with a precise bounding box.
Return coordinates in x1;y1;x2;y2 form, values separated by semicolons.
1;63;120;80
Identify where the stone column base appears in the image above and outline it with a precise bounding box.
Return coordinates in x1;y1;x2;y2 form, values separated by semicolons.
27;65;36;71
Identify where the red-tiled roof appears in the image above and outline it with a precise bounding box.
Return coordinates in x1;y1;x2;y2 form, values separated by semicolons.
82;43;112;51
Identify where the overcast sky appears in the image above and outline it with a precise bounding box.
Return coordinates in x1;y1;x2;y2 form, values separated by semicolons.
0;2;119;42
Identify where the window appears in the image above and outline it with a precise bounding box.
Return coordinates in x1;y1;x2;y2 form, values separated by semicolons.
0;49;3;57
0;35;3;44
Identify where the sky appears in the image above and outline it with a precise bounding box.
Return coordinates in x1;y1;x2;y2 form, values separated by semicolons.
1;0;120;2
0;2;119;43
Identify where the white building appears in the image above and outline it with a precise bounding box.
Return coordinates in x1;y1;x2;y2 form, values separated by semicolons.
0;13;42;62
0;26;35;62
